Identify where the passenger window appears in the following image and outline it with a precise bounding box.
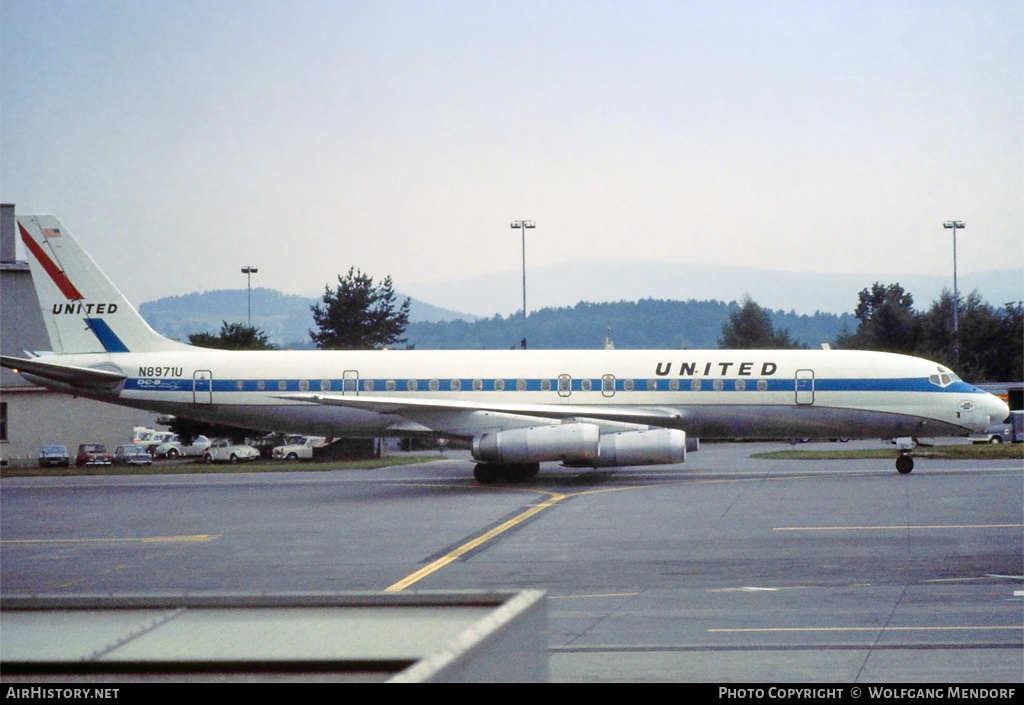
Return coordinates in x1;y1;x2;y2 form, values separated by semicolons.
691;379;701;391
541;379;552;391
429;379;439;391
364;379;374;392
713;379;724;391
235;380;244;391
517;379;527;391
624;379;634;391
451;379;461;391
581;379;592;392
735;379;745;391
494;379;505;391
757;379;768;391
257;380;266;391
647;379;657;391
473;379;483;391
669;379;679;391
320;379;331;391
385;379;396;391
278;380;288;391
299;379;310;391
407;379;418;391
344;379;357;391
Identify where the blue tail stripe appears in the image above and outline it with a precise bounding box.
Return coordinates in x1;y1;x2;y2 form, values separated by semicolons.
83;318;130;353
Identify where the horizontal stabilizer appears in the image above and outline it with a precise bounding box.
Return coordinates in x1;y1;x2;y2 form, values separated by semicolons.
1;355;126;393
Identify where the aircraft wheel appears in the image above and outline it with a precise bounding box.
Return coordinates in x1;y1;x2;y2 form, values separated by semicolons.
896;455;914;474
474;463;499;484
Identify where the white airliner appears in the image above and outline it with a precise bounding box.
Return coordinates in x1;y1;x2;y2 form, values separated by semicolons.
2;215;1009;482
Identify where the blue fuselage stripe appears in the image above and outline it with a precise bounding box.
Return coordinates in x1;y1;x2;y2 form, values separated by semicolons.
121;376;987;396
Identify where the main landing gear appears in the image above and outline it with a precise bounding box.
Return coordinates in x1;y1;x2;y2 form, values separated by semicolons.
473;462;540;484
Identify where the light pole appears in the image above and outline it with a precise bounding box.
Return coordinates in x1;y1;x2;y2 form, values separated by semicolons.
510;220;535;349
241;266;258;327
942;221;965;369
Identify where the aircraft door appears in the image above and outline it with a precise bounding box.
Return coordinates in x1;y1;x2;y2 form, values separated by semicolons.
193;370;213;404
343;370;359;395
795;369;814;405
558;374;572;398
602;374;616;397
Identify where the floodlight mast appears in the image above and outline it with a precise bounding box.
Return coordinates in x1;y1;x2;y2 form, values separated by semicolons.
510;220;535;349
942;220;965;369
241;266;259;327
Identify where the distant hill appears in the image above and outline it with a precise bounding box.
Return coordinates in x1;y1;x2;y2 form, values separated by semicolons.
404;299;855;350
138;260;1020;349
139;289;477;348
139;289;853;350
402;261;1023;319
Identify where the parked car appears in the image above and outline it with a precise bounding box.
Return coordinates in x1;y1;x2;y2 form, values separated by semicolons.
204;439;260;464
76;444;113;467
251;433;288;458
137;431;175;455
132;426;157;443
114;444;153;465
38;445;70;467
272;436;326;461
154;435;212;459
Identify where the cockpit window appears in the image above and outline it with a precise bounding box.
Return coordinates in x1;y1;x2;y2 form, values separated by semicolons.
928;372;961;388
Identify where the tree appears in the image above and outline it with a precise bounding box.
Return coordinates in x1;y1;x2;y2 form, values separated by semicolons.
719;296;801;349
917;291;1023;382
309;267;411;350
997;301;1024;382
189;321;274;350
836;283;919;354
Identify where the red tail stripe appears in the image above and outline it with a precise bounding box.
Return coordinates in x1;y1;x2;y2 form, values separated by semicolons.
19;222;84;301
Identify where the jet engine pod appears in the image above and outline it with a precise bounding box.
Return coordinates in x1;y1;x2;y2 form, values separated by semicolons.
564;428;687;468
473;423;601;464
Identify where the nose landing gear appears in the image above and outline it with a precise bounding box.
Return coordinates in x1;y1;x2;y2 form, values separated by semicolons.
894;437;917;474
895;454;914;474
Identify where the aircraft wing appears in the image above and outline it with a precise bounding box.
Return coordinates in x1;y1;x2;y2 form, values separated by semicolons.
279;392;684;431
1;355;126;393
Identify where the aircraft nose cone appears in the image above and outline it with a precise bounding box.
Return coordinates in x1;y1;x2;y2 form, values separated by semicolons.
960;391;1009;432
986;394;1010;427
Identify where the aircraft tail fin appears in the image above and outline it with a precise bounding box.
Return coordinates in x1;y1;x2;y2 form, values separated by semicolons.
17;215;189;354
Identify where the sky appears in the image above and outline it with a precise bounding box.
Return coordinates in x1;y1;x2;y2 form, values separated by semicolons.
2;0;1021;314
